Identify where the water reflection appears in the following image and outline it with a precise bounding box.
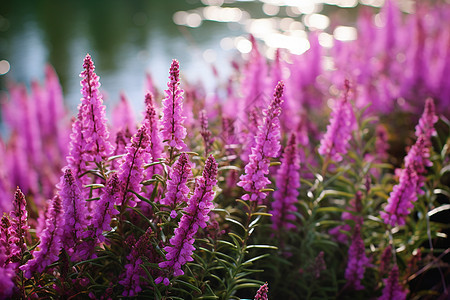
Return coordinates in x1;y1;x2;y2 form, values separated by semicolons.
0;0;413;114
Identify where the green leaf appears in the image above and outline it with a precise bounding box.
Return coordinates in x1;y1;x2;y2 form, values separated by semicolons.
242;253;270;266
316;207;346;214
226;217;246;232
245;244;277;250
251;212;272;217
173;279;202;294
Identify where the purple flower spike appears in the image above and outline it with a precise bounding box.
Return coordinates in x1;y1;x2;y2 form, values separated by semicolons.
80;54;113;163
117;124;151;208
92;174;120;244
254;282;269;300
67;109;88;181
270;133;300;231
20;195;63;278
157;155;218;284
379;265;407;300
160;153;192;215
161;59;187;150
200;110;214;156
119;228;154;297
318;81;356;162
58;168;88;258
10;188;29;258
344;223;370;290
144;93;164;178
415;98;438;142
237;82;284;203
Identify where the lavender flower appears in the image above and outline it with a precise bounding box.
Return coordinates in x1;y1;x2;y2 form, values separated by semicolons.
415;98;438;142
10;188;29;260
318;81;356;162
160;153;192;218
143;93;164;179
80;54;113;163
119;228;154;297
161;59;187;150
270;133;300;231
111;129;128;171
254;282;269;300
0;215;14;267
379;265;407;300
117;124;151;208
381;163;419;227
237;82;284;203
200;110;214;156
0;266;14;299
156;155;218;285
58;168;88;259
344;223;370;290
379;245;393;276
91;174;120;243
20;195;63;278
66;109;88;181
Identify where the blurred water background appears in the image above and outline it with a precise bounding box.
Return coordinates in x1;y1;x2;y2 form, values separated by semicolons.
0;0;415;115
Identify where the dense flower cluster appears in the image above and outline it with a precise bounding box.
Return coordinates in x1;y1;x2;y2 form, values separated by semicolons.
161;59;187;150
0;3;448;297
270;133;300;231
157;155;218;285
237;82;284;203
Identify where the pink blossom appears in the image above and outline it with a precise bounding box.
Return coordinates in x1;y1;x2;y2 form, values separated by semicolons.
157;155;218;285
254;282;269;300
344;223;370;290
379;265;407;300
161;59;187;150
237;82;284;203
79;54;113;163
318;81;356;162
270;133;300;231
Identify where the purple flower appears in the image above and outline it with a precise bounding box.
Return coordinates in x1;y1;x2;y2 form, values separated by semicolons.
143;93;164;179
79;54;113;163
160;153;192;217
254;282;269;300
10;188;29;260
58;168;88;259
379;265;407;300
20;195;63;278
112;92;136;137
111;129;129;171
91;174;120;244
381;165;418;227
117;124;151;208
66;109;89;181
270;133;300;231
237;82;284;203
0;266;14;299
200;110;214;156
318;80;356;162
161;59;187;150
119;228;155;297
415;98;438;143
0;215;15;267
344;223;370;290
156;155;218;285
379;245;392;277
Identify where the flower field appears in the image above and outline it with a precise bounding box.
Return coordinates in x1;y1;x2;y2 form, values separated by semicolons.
0;1;449;299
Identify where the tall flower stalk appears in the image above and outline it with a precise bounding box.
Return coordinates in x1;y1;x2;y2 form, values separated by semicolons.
156;155;218;286
318;80;355;164
270;133;300;231
161;59;187;159
237;82;284;203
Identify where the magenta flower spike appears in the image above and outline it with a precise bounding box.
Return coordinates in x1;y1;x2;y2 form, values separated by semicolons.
200;110;214;156
254;282;269;300
344;223;370;290
161;59;187;150
91;174;120;244
79;54;113;163
156;155;218;285
111;129;129;171
143;93;164;178
119;228;155;297
20;195;63;278
66;109;88;180
415;98;438;142
160;153;192;218
237;82;284;203
10;188;29;258
270;133;300;231
58;168;88;258
117;124;151;208
381;165;418;227
379;265;407;300
0;266;14;299
0;215;14;266
318;81;356;162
